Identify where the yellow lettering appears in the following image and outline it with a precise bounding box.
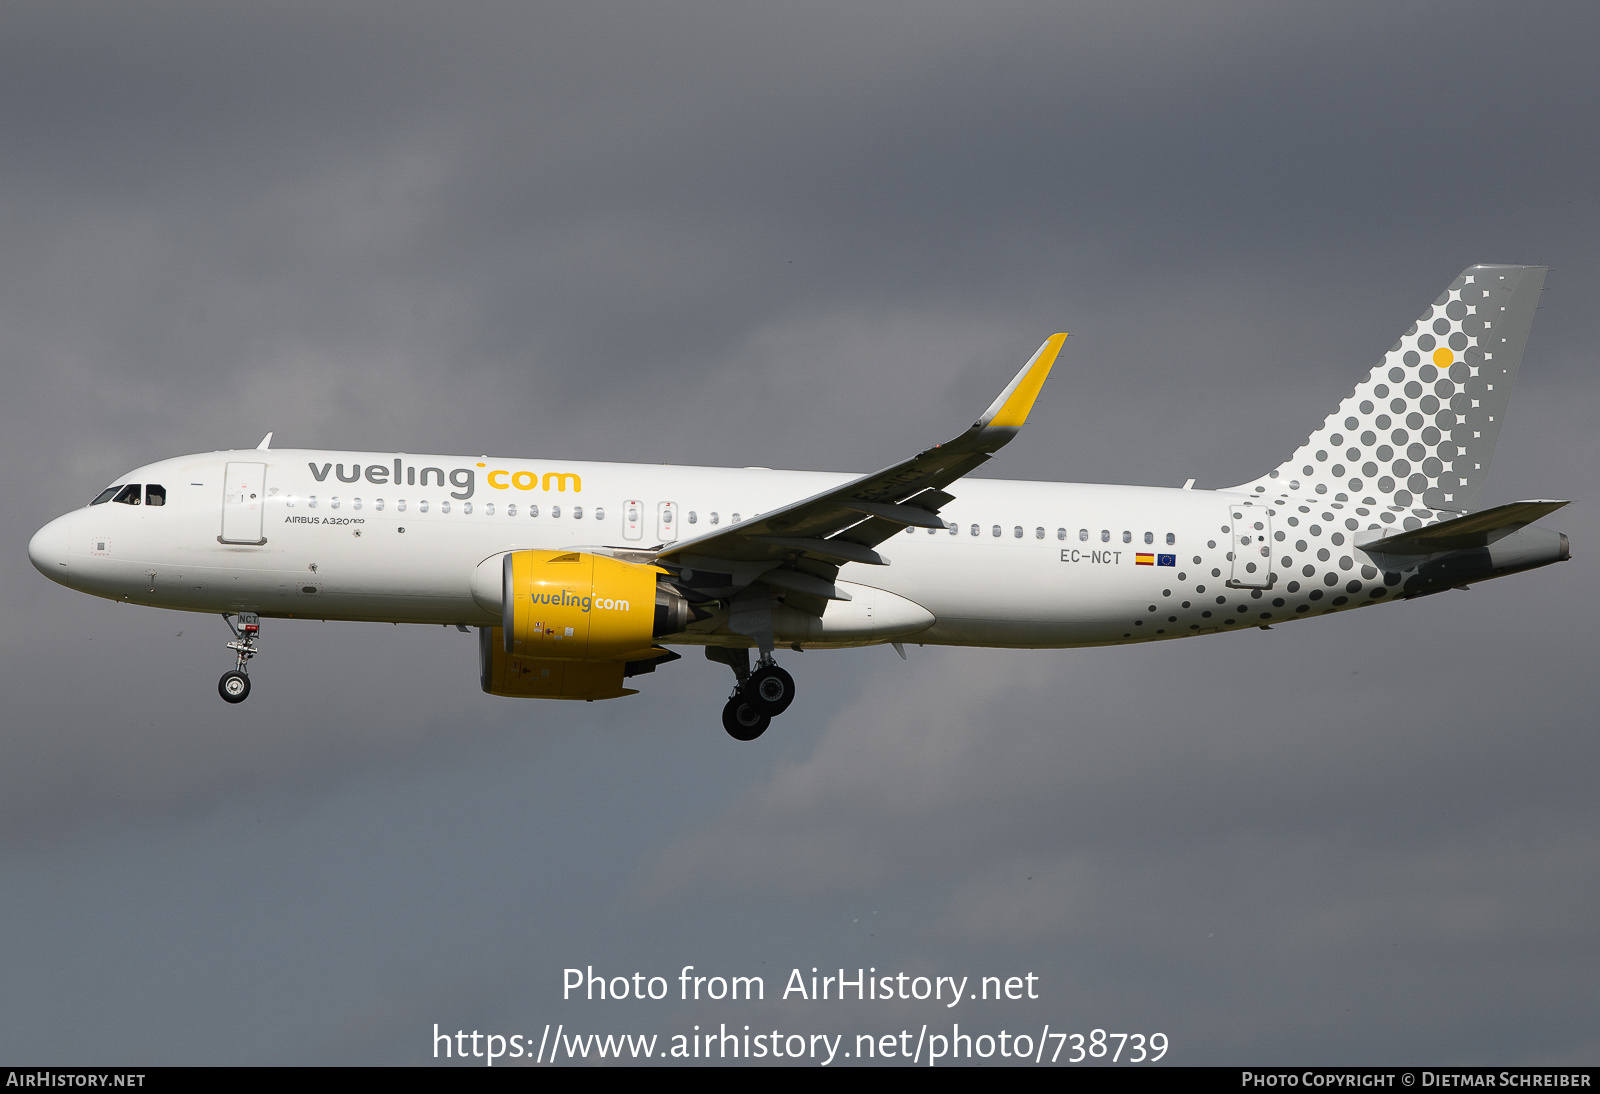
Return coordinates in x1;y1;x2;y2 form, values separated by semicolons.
487;470;509;489
512;471;537;491
544;472;581;493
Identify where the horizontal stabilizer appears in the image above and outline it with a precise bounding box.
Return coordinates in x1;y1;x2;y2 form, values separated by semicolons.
1357;500;1568;554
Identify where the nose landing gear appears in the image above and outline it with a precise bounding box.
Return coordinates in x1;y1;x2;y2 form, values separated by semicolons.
219;612;260;704
707;648;796;740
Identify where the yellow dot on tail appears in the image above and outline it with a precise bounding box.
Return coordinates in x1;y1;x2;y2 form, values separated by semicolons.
1432;347;1453;368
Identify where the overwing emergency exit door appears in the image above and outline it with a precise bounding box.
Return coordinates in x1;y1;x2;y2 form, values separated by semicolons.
656;500;678;543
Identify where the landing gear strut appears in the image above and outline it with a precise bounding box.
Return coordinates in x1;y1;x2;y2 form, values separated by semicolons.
707;648;795;740
219;612;260;704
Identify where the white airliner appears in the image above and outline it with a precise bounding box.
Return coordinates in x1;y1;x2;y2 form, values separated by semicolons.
29;265;1569;739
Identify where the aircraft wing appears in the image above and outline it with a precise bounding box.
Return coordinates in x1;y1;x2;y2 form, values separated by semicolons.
653;334;1066;598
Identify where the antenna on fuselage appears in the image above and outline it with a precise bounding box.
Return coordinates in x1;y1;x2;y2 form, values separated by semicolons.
256;432;274;450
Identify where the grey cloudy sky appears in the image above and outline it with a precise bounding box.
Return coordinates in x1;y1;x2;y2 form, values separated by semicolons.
3;1;1598;1065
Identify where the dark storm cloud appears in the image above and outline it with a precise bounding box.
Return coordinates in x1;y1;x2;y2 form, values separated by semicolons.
1;1;1597;1063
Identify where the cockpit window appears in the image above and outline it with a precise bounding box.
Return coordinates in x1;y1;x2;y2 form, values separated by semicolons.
90;486;120;505
112;484;142;505
145;484;166;506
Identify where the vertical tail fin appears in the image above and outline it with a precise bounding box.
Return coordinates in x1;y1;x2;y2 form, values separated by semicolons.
1235;264;1545;512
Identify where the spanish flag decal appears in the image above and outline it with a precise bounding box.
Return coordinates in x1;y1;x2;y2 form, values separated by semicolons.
1136;553;1155;566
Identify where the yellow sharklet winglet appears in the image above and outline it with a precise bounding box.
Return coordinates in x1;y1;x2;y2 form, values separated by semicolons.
981;333;1066;430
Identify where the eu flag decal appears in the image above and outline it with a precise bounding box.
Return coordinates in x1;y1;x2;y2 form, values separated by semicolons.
1157;554;1176;566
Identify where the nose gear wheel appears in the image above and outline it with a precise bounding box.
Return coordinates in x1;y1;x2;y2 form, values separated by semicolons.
219;671;251;703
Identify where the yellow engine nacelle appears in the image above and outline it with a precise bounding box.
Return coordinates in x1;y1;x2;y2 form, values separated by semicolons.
479;627;636;701
477;550;692;700
501;549;688;661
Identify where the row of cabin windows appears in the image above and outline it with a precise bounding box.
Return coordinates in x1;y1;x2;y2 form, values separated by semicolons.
88;484;1180;550
910;523;1178;544
296;497;604;520
91;484;165;506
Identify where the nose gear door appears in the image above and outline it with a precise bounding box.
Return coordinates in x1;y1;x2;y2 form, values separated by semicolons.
220;462;268;545
1226;504;1273;589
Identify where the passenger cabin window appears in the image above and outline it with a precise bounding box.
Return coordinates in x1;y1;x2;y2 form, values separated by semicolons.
91;486;120;505
1013;526;1023;538
113;484;142;505
991;525;1001;537
145;485;166;506
970;524;979;537
1166;532;1175;545
1056;528;1067;540
688;511;698;524
572;506;583;519
551;505;560;518
1143;531;1153;544
710;512;719;525
529;504;539;517
505;503;516;516
1079;528;1089;541
1100;529;1110;542
595;507;605;521
1035;527;1045;539
947;522;957;535
1122;530;1132;543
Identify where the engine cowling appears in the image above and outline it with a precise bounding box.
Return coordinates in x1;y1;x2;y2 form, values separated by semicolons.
478;626;637;701
494;549;691;662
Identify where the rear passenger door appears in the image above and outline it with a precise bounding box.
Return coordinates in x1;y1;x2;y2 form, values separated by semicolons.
1226;504;1273;588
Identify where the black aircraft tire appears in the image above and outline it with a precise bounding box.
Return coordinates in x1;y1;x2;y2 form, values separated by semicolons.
746;665;796;716
219;671;251;704
722;696;771;741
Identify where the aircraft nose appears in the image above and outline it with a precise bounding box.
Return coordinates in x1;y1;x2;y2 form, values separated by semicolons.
28;514;73;585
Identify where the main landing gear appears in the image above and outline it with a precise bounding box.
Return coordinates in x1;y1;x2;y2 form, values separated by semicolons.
708;648;796;741
219;612;260;704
